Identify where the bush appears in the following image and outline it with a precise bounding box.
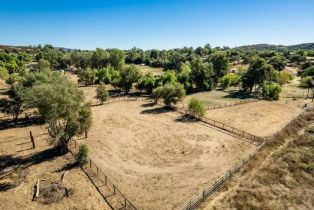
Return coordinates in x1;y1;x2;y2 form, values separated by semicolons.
274;71;293;85
0;66;9;80
219;73;240;89
137;74;156;94
301;66;314;77
188;98;206;116
152;83;186;106
262;81;281;100
96;83;109;104
76;144;89;166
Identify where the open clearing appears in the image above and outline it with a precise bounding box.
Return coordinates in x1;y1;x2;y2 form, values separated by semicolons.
77;100;256;210
206;100;304;137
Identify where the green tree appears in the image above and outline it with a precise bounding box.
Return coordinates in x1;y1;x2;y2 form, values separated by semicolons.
177;62;192;92
137;74;156;94
117;65;142;93
161;71;177;85
37;59;51;72
242;57;275;92
109;49;125;70
152;83;186;106
78;68;98;86
0;66;9;80
188;98;206;116
190;56;213;90
26;73;92;153
269;55;286;71
0;83;27;124
96;83;109;104
219;73;240;89
262;81;281;100
300;76;314;98
302;66;314;77
91;48;109;69
209;51;230;81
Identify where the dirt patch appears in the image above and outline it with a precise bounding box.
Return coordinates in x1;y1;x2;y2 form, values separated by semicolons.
77;100;256;209
0;126;110;210
205;100;304;137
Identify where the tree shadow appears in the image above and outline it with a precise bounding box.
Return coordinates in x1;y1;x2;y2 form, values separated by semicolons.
0;182;15;192
0;147;63;175
0;117;44;131
141;102;157;108
141;106;174;114
222;90;254;100
175;114;198;123
55;162;79;173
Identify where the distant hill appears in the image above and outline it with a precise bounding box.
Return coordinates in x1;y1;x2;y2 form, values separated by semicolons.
236;43;314;51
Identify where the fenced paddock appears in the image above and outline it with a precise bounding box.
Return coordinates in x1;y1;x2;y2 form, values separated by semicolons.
205;100;304;137
77;99;257;210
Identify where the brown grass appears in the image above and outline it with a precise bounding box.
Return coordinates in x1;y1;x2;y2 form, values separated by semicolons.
199;109;314;210
0;125;110;210
205;100;304;137
76;100;257;209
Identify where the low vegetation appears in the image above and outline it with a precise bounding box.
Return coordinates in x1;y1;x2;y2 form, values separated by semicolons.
188;98;206;116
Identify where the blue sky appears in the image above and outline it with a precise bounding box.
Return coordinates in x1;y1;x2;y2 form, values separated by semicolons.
0;0;313;50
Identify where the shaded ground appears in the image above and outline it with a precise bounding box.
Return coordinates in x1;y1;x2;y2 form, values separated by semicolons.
77;100;256;210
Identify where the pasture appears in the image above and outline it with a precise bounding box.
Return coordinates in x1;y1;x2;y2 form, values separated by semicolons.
76;100;256;209
205;100;304;137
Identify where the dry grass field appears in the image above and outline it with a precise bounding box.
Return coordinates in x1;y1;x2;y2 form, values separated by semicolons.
0;125;110;210
76;100;256;210
205;100;304;137
199;110;314;210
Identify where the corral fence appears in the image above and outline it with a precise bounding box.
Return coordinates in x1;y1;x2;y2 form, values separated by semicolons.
179;109;308;210
178;99;259;111
179;140;268;210
171;105;265;145
70;140;138;210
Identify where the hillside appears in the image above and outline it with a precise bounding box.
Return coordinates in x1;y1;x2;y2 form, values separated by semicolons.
236;43;314;51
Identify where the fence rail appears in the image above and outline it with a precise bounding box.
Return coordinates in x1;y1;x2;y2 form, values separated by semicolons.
171;105;264;144
70;140;138;210
179;140;268;210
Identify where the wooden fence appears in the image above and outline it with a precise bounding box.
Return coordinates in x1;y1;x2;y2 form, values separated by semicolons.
179;140;268;210
70;140;138;210
178;108;309;210
171;105;265;145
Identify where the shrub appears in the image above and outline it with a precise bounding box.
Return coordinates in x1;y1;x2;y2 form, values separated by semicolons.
219;73;240;89
188;98;206;116
0;66;9;80
76;144;89;166
96;83;109;104
262;81;282;100
137;74;156;94
274;71;293;85
301;66;314;77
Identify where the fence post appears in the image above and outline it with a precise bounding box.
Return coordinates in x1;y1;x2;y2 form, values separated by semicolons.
90;159;92;168
113;185;116;195
30;131;35;148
